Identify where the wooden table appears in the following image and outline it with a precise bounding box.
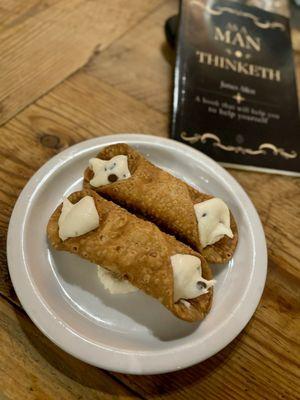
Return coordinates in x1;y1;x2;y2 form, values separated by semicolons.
0;1;299;399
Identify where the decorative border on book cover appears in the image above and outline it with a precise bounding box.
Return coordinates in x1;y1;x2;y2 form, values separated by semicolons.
191;0;286;30
181;132;298;159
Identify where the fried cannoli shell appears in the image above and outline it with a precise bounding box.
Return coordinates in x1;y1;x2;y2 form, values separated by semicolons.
84;144;238;263
47;190;213;322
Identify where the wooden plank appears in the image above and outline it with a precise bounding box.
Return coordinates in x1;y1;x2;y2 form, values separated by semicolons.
107;170;300;399
0;0;60;31
0;0;163;125
0;295;140;400
0;9;299;396
0;70;299;399
86;0;300;114
113;241;300;399
111;206;300;400
85;0;177;114
113;317;300;400
0;72;166;301
230;171;300;278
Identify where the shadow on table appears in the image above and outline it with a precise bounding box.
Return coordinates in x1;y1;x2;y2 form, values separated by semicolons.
16;306;248;398
114;328;247;397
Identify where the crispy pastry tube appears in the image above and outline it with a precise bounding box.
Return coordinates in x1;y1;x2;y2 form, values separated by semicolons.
84;144;238;263
47;190;213;322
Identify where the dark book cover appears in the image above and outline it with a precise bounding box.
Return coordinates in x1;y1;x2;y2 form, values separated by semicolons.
171;0;300;175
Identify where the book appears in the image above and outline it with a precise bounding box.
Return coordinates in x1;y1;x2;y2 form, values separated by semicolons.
171;0;300;175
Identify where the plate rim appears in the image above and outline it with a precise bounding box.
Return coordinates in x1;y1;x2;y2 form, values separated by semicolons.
7;133;267;374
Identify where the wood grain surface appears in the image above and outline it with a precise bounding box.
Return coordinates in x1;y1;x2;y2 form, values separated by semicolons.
0;0;163;125
0;0;299;399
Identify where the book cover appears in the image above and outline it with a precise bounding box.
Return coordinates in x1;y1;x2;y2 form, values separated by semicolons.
172;0;300;175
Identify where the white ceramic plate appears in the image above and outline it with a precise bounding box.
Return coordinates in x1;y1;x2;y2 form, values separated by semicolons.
7;134;267;374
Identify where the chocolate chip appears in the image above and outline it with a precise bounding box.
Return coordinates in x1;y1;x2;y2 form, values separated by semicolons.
202;213;207;217
197;281;207;289
108;163;116;171
108;173;118;183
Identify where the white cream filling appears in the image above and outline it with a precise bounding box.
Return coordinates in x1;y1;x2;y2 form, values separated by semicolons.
194;198;233;248
97;265;138;294
89;155;131;187
98;254;215;301
58;196;99;241
171;254;215;302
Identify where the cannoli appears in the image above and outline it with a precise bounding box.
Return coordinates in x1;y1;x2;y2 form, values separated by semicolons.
47;190;214;322
84;144;238;263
